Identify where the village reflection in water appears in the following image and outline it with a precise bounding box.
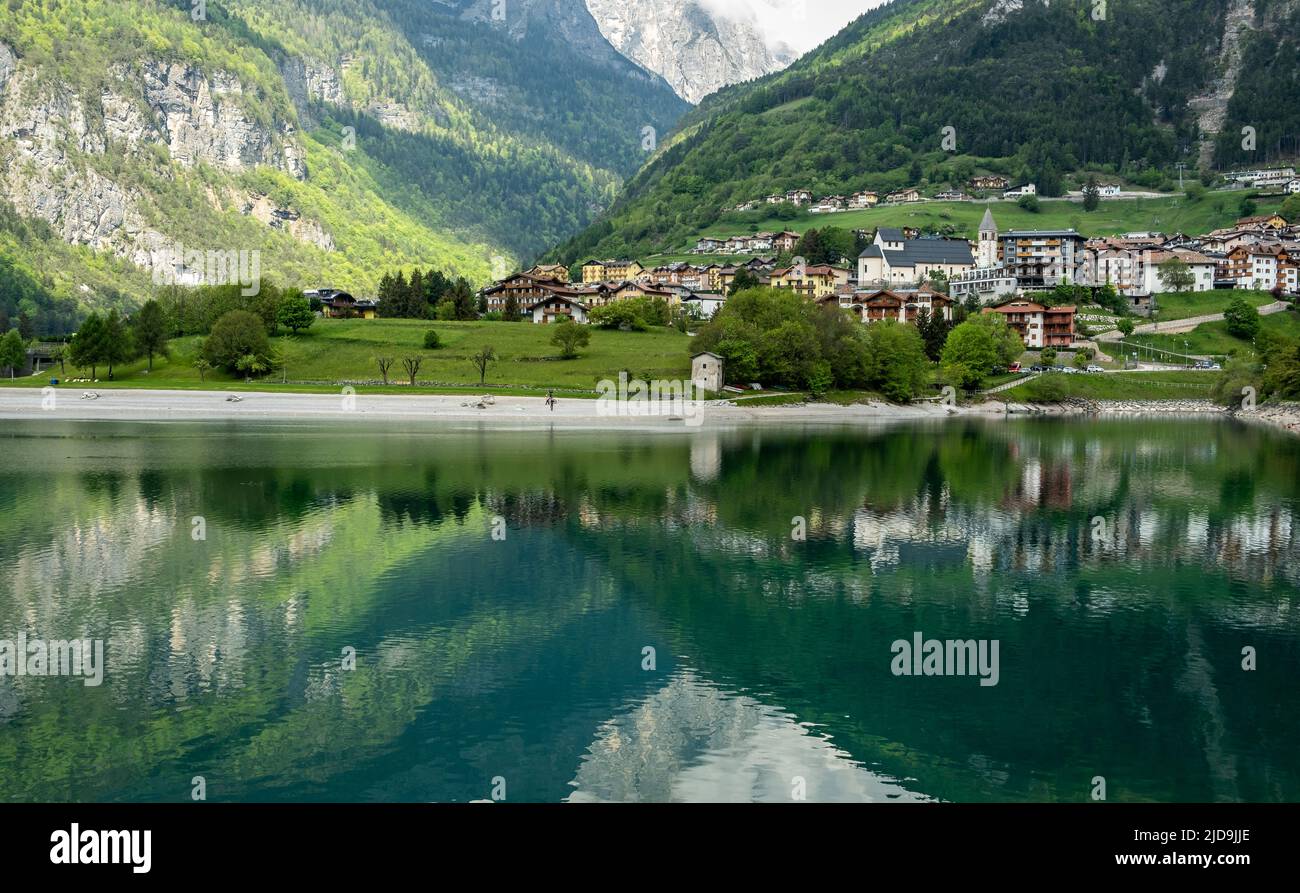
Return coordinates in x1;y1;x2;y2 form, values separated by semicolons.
1;418;1298;802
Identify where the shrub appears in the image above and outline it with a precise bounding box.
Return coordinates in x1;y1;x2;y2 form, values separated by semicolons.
1211;357;1261;407
1223;298;1261;339
941;314;1022;390
590;302;648;331
203;310;272;373
550;319;591;359
423;329;442;349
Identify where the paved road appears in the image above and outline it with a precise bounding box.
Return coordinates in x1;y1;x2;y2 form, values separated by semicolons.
1096;301;1292;341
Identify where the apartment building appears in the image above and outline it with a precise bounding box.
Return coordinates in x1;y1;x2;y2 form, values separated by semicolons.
983;301;1076;349
998;229;1088;291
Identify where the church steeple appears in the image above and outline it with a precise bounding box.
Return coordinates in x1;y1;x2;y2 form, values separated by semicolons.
980;207;997;236
978;207;999;268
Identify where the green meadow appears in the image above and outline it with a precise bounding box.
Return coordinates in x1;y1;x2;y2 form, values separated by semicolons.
671;191;1284;256
8;319;694;394
1127;310;1300;358
1001;370;1218;402
1150;289;1278;323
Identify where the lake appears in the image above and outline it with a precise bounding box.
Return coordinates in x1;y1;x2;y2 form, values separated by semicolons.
1;417;1298;802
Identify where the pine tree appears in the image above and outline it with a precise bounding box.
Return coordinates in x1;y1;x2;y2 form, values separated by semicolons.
100;309;133;380
450;278;476;319
393;271;410;320
70;313;106;379
377;273;396;317
133;300;168;370
408;269;425;319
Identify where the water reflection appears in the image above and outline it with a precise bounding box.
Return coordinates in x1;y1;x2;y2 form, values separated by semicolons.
0;418;1297;802
569;671;931;803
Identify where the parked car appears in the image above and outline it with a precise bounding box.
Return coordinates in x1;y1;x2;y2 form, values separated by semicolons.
1086;365;1105;373
1008;362;1023;373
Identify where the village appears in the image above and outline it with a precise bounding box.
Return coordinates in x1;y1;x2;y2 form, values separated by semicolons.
467;168;1300;361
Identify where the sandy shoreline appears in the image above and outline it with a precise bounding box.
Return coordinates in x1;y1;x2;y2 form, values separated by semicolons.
0;387;961;428
1;387;1298;435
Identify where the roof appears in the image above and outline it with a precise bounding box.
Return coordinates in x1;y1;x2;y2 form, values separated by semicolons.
986;301;1077;314
481;273;555;293
315;291;357;303
1148;250;1217;265
980;207;997;232
859;239;974;266
528;294;590;311
692;351;724;360
986;301;1046;313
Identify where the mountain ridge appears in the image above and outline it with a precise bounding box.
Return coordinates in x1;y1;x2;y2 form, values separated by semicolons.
585;0;794;103
547;0;1300;265
0;0;687;327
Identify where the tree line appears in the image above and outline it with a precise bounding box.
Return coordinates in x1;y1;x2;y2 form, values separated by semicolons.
57;302;168;380
376;268;478;320
692;286;1019;401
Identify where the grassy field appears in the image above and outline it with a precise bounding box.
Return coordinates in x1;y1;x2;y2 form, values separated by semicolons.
1127;310;1300;358
1000;370;1218;402
671;191;1284;254
1150;289;1278;322
8;319;694;394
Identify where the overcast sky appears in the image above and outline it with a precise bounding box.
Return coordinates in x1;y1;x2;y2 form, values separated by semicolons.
700;0;892;54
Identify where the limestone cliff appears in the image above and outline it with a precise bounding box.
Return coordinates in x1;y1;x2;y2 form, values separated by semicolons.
585;0;792;103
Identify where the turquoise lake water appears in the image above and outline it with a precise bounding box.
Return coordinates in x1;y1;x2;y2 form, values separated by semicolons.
1;417;1297;802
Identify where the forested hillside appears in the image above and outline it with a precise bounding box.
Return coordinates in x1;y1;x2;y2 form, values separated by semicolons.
548;0;1300;264
0;0;687;333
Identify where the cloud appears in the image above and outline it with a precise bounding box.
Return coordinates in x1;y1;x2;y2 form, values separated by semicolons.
697;0;892;55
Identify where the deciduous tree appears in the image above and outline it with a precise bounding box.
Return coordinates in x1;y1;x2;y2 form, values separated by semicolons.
0;329;25;379
550;320;590;359
471;345;497;384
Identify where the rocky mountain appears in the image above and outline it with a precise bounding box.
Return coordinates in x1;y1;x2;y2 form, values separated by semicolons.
0;0;687;329
585;0;795;103
549;0;1300;264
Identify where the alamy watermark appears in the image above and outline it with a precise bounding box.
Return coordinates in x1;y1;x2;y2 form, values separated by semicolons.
890;632;999;687
50;824;151;873
151;245;261;296
596;372;706;427
0;634;105;686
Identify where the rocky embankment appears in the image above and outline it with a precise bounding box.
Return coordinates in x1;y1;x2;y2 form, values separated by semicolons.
981;397;1300;437
1232;402;1300;437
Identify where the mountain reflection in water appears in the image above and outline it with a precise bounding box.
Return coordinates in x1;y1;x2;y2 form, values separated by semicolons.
0;417;1297;802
